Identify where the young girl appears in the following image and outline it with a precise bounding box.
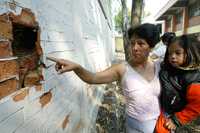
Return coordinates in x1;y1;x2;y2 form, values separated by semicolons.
156;35;200;133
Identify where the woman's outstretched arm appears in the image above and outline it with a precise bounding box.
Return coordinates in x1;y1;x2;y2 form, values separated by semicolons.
47;56;124;84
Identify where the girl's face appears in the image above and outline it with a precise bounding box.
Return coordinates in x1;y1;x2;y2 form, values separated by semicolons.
129;37;151;64
168;41;186;67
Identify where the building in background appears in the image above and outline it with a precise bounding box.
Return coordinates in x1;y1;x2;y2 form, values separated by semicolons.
155;0;200;39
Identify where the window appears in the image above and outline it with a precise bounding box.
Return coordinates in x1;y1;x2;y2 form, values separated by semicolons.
166;17;171;27
176;11;183;24
189;1;200;18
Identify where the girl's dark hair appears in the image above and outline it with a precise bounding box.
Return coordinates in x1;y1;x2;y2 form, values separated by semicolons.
128;23;160;48
164;35;200;70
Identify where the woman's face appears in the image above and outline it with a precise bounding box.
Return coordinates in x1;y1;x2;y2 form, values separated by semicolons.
129;37;151;64
168;41;186;67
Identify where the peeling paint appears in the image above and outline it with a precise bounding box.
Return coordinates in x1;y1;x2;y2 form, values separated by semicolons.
9;8;37;28
39;91;52;107
12;88;29;102
8;2;17;11
62;114;70;130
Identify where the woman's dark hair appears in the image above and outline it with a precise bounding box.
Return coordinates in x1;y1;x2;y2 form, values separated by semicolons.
164;35;200;70
128;23;160;48
161;32;176;45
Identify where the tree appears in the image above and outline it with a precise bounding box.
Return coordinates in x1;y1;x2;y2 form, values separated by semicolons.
131;0;144;28
114;9;131;33
115;0;144;60
121;0;129;60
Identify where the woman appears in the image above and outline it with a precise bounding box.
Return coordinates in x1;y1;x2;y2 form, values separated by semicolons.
156;35;200;133
47;23;161;133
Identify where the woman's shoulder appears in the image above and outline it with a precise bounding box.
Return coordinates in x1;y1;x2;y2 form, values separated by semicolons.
118;61;127;74
110;62;126;75
112;61;127;80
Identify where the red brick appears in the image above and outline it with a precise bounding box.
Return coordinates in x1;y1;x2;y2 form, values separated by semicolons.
9;9;37;27
24;71;40;87
0;59;19;82
18;52;39;71
62;114;70;129
19;68;28;88
12;89;29;102
0;41;13;57
39;91;52;108
0;78;18;99
0;15;13;40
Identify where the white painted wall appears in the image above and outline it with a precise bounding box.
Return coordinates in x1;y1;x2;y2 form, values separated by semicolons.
0;0;114;132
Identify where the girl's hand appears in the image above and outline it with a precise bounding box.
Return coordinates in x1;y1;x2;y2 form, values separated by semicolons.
47;57;79;74
164;118;176;131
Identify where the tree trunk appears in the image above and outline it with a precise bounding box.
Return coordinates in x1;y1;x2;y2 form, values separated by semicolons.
131;0;143;28
121;0;129;60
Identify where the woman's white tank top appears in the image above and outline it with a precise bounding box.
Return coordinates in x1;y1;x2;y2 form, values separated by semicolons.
121;61;161;121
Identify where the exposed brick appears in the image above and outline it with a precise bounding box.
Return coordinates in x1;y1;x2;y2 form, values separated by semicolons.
12;89;29;102
0;78;18;99
0;59;18;82
0;41;13;57
39;91;52;108
24;70;40;87
18;52;39;71
9;9;38;27
0;14;13;40
62;114;70;130
19;67;28;88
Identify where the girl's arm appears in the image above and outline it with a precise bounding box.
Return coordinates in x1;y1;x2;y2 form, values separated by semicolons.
47;57;125;84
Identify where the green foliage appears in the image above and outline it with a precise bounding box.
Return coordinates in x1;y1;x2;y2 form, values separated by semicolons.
114;9;131;31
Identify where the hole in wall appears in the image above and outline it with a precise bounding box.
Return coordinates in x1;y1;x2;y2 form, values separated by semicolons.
12;23;37;55
0;8;43;99
12;23;41;88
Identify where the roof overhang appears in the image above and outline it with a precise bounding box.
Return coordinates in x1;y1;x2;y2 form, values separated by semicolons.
155;0;188;21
